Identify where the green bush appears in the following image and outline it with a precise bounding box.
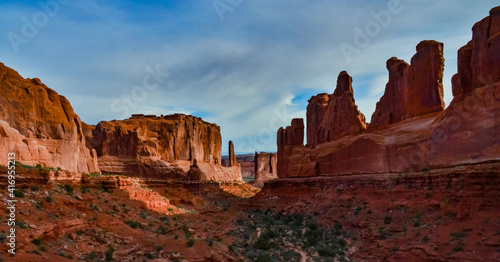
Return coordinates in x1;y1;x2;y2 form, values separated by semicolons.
158;225;167;235
384;215;392;225
105;245;115;261
31;239;41;246
85;251;97;260
187;239;195;247
44;195;53;203
0;234;6;243
13;190;24;198
256;253;271;262
125;220;139;229
31;186;39;192
64;184;74;194
450;231;466;239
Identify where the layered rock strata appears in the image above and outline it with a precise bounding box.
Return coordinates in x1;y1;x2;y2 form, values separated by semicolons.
254;152;277;184
86;114;242;181
0;63;99;173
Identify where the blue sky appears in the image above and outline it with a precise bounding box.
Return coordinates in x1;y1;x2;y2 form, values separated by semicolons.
0;0;497;154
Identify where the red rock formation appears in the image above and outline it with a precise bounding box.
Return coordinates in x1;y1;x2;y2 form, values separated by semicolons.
87;114;242;181
0;63;99;173
277;118;317;178
452;6;500;96
370;40;445;128
228;140;237;166
277;118;304;147
306;93;329;147
277;7;500;178
307;72;367;147
315;71;366;145
254;152;277;184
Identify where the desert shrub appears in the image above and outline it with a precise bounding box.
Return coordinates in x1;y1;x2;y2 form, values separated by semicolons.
105;245;115;261
125;220;139;229
158;225;167;235
31;186;39;192
450;231;466;239
0;234;6;243
187;239;195;247
282;250;301;260
13;189;24;198
452;245;464;252
44;195;53;203
16;220;27;229
384;215;392;225
256;253;271;262
31;239;41;246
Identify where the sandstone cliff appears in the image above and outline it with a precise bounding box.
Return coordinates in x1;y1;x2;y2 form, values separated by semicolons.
307;71;366;147
86;114;242;181
370;40;445;128
277;7;500;178
0;63;99;173
254;152;277;184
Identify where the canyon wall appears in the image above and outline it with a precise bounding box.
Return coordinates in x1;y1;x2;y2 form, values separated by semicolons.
86;114;242;181
277;7;500;178
0;63;99;173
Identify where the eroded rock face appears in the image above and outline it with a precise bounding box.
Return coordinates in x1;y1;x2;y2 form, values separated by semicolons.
277;118;304;147
306;72;366;147
254;152;277;184
87;114;242;181
0;63;99;173
228;140;237;167
370;40;445;128
315;71;366;146
277;8;500;178
452;6;500;96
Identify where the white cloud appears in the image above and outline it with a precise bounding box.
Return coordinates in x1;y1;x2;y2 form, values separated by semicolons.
0;0;497;154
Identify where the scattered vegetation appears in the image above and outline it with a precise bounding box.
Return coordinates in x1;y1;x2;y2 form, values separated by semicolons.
229;209;348;261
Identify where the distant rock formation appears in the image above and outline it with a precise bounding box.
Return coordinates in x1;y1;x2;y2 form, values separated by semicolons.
254;152;277;184
370;40;445;128
86;114;242;181
228;140;237;166
277;118;304;147
0;63;99;173
276;7;500;178
307;71;366;147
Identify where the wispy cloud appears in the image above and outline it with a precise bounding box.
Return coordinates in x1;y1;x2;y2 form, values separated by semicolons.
0;0;497;153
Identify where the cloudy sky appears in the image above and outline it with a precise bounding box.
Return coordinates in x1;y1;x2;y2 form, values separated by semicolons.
0;0;497;154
